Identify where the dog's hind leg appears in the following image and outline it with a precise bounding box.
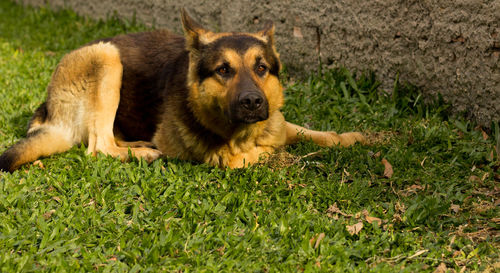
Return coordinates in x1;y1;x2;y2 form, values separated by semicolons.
285;122;365;147
83;43;162;162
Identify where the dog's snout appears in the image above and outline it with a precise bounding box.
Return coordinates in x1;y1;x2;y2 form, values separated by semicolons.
239;92;264;111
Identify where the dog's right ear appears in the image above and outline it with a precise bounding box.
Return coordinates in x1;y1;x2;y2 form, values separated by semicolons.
181;9;208;52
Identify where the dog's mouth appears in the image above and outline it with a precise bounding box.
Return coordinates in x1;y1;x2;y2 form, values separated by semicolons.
229;99;269;124
239;112;268;124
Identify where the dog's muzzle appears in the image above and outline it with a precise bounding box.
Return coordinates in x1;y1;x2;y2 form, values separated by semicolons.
232;91;269;124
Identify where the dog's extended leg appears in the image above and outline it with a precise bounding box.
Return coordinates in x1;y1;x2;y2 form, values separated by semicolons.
84;43;162;162
285;122;365;147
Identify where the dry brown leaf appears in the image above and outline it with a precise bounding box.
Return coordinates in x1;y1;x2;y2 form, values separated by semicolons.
314;233;325;249
365;215;382;225
469;175;481;182
346;222;363;235
481;172;489;181
362;210;382;225
420;157;427;168
450;204;460;213
216;246;225;255
43;209;56;219
488;150;495;161
33;160;44;169
433;262;447;273
392;213;403;223
327;203;351;217
309;235;316;246
395;201;406;213
481;129;489;140
381;158;393;178
408;249;428;259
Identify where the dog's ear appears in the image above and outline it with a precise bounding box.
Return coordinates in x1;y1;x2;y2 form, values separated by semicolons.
256;21;276;46
181;8;208;52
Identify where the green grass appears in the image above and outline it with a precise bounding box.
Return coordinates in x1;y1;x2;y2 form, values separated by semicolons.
0;1;499;272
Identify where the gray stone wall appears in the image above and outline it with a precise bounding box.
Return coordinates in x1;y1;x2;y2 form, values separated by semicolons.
16;0;500;126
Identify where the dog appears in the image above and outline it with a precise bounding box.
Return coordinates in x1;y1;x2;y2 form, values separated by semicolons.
0;10;365;172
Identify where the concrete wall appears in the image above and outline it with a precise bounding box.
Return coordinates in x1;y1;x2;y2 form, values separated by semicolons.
16;0;500;126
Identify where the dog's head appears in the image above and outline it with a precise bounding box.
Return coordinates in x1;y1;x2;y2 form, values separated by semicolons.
181;10;283;132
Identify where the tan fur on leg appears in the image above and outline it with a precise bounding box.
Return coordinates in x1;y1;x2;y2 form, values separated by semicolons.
285;122;365;147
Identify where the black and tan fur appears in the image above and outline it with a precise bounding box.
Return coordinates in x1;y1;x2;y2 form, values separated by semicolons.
0;10;365;172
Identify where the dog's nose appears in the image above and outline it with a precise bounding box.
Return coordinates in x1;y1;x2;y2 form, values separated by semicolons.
239;92;264;111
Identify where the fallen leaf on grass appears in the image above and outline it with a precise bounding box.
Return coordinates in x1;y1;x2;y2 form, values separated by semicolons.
481;129;488;140
481;172;489;181
433;262;447;273
400;184;426;196
43;209;56;219
469;175;481;182
314;233;325;249
362;210;382;225
395;201;406;213
346;222;363;235
420;157;427;168
408;249;428;259
365;215;382;225
33;160;44;169
326;203;352;218
381;158;393;178
309;233;326;249
450;204;460;213
216;246;225;255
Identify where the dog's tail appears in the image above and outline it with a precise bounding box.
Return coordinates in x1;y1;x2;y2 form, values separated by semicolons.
0;126;72;173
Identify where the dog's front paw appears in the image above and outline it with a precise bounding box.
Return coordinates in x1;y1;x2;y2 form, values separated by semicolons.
336;132;366;147
132;148;163;163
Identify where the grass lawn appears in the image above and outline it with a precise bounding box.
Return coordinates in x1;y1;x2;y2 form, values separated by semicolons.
0;1;499;272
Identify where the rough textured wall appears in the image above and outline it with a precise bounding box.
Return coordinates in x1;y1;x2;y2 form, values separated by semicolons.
15;0;500;126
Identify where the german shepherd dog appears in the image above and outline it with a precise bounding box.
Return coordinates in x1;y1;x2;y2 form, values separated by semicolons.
0;10;365;172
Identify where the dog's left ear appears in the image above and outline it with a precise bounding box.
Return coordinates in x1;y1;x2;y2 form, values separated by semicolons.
181;8;208;52
256;21;276;46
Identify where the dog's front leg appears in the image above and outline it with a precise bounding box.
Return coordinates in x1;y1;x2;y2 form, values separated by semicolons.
285;122;365;147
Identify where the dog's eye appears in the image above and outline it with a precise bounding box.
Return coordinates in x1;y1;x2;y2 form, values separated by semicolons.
256;64;268;75
216;65;230;76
